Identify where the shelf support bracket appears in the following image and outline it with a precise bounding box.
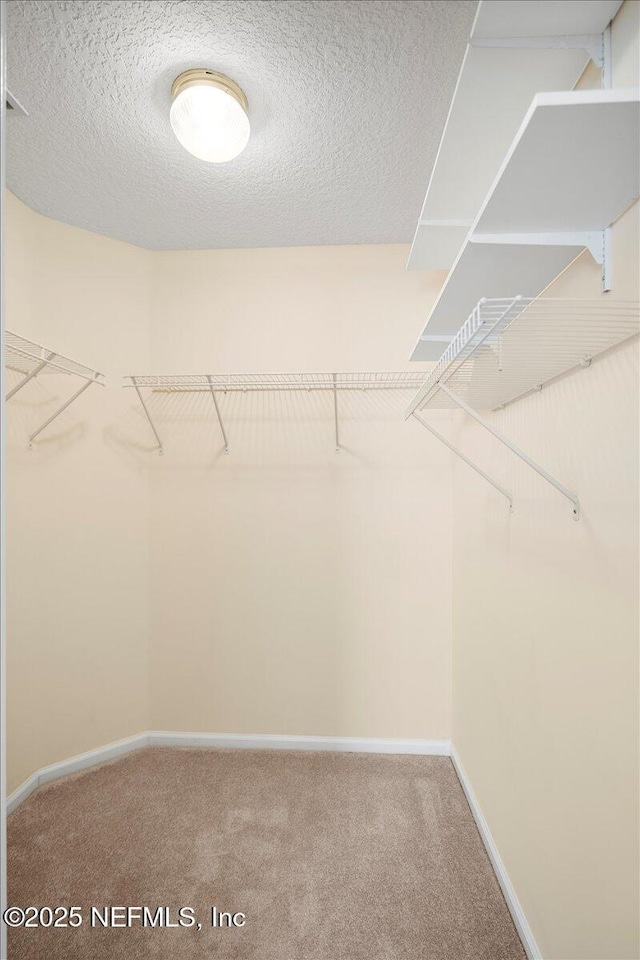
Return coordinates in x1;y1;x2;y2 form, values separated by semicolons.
132;376;163;455
602;24;612;87
412;412;513;511
206;376;229;454
6;351;56;400
470;33;606;67
28;377;96;447
471;230;612;292
333;373;340;453
437;383;580;520
601;226;612;292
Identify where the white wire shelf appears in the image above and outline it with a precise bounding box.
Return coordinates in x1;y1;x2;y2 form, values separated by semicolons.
5;331;105;384
407;298;639;416
5;330;105;446
407;297;640;520
124;371;427;456
123;372;426;392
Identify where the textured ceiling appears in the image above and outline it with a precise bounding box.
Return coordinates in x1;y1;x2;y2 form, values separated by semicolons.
6;0;476;250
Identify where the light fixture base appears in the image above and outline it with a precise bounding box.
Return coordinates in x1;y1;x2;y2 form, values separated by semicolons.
170;69;248;114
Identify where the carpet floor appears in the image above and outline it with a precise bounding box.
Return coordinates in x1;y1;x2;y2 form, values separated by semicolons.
8;748;526;959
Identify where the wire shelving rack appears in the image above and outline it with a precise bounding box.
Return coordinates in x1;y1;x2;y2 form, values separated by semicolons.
123;371;427;455
407;297;640;520
5;331;105;446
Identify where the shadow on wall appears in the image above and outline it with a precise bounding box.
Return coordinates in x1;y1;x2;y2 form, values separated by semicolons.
106;385;427;466
141;384;453;740
5;369;88;460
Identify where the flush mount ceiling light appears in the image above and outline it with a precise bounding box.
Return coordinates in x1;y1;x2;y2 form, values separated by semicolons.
170;69;250;163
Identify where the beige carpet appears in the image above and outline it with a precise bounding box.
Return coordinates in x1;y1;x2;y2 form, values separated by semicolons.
8;748;526;959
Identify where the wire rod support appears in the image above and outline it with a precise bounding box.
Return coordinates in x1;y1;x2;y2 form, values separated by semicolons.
206;375;229;454
6;351;56;400
28;377;95;447
437;382;580;520
332;373;339;453
132;376;163;455
412;412;513;511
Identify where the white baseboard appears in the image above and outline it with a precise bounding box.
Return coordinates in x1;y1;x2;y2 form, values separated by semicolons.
7;733;148;814
7;731;450;813
450;744;541;960
149;731;451;755
6;772;40;817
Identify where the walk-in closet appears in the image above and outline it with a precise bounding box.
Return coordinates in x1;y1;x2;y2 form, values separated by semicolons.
0;2;638;959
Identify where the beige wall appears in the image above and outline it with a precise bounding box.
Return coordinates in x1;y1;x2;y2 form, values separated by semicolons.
5;198;454;791
146;246;453;739
451;5;640;959
5;193;152;793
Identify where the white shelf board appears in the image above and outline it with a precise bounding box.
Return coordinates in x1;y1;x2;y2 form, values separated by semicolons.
411;244;584;361
407;0;622;271
475;89;640;234
407;47;588;271
411;88;640;361
472;0;622;41
408;222;470;274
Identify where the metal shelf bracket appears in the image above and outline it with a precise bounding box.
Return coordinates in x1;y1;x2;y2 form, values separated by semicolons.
206;375;229;454
5;351;56;400
471;230;612;292
469;32;607;67
132;376;163;455
332;373;340;453
412;412;513;512
438;382;580;520
471;231;602;251
28;377;98;447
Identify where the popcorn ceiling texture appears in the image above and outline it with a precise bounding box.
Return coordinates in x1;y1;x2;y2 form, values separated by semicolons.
6;0;475;250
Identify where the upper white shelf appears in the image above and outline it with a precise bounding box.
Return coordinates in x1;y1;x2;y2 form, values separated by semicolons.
474;89;640;234
411;88;640;361
407;0;622;272
472;0;622;40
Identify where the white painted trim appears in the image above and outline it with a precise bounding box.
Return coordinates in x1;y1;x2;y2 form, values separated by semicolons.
1;4;8;955
149;731;451;755
7;733;149;814
7;732;450;813
450;744;541;960
5;773;39;816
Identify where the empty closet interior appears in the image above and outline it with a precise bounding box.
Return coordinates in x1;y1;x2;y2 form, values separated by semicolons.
2;2;639;959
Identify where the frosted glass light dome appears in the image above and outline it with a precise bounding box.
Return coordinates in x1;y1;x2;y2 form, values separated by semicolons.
170;69;250;163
